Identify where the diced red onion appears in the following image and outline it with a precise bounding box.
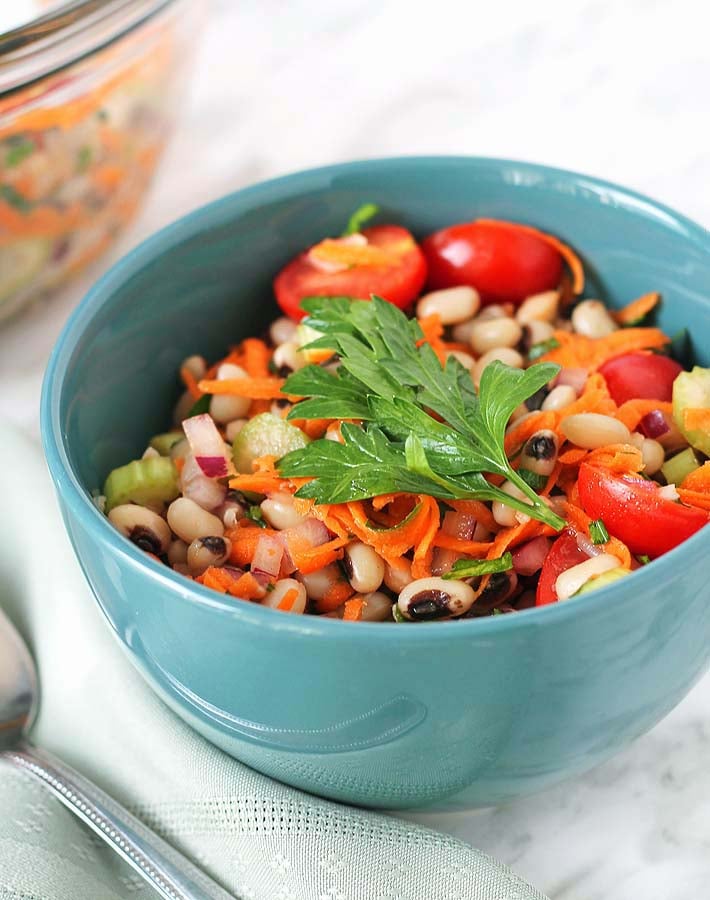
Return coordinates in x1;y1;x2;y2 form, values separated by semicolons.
431;548;461;575
284;517;331;548
251;534;283;579
180;453;227;510
182;414;232;479
638;409;670;439
512;536;552;575
572;529;603;558
554;367;588;394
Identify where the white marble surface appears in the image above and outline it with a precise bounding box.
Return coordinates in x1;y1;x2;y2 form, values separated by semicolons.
2;0;710;896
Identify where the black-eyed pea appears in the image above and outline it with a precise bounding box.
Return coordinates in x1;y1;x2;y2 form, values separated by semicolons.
555;554;620;600
167;497;224;543
269;316;297;345
492;481;531;527
541;384;577;411
167;539;188;566
383;559;413;593
560;413;631;449
416;286;480;324
397;577;475;620
570;300;617;339
472;347;524;386
187;536;231;574
261;492;305;530
210;363;251;423
343;541;386;593
108;504;171;555
515;290;559;324
358;591;394;622
469;317;522;356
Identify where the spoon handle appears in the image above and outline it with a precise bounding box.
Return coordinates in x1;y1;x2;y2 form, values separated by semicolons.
3;743;234;900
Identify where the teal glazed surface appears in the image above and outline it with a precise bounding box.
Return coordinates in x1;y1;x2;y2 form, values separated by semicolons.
42;157;710;809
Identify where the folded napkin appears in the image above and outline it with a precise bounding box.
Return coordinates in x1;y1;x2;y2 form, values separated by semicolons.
0;425;547;900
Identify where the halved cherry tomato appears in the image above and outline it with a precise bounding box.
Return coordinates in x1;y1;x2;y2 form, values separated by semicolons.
273;224;427;320
536;530;589;606
598;352;683;405
577;464;708;558
421;220;563;305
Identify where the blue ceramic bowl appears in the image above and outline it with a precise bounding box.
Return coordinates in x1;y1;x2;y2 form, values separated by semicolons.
42;157;710;810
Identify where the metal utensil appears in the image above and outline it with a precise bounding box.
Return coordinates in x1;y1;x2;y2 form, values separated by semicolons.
0;605;234;900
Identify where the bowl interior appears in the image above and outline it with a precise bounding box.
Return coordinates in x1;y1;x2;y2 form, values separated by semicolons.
49;156;710;515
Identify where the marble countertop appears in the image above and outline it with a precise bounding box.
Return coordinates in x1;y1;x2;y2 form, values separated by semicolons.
2;0;709;896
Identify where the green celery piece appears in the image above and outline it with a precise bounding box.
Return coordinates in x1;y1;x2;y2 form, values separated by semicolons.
672;366;710;455
149;431;184;456
233;412;309;474
661;447;701;486
573;567;630;596
103;457;179;513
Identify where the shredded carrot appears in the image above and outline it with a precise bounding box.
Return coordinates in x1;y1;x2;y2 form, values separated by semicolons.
615;399;673;432
474;218;585;295
680;462;710;493
558;447;588;466
585;443;644;474
229;472;291;495
343;598;364;621
677;489;710;512
318;580;355;614
227;526;278;568
540;328;669;372
432;534;491;555
446;500;500;533
198;377;290;399
288;536;350;575
411;496;442;578
174;457;185;476
416;313;447;363
683;408;710;432
613;292;660;326
242;338;272;377
180;365;202;400
277;587;300;611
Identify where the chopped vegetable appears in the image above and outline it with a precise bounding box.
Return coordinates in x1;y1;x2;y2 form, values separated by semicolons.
103;457;179;513
673;367;710;455
232;413;310;474
589;518;610;545
442;553;513;580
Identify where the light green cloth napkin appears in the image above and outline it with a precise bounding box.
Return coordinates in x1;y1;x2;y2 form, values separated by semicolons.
0;425;548;900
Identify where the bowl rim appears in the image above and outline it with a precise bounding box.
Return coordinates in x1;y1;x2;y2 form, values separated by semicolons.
41;154;710;642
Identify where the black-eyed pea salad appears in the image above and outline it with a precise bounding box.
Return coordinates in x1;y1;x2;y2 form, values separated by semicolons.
98;205;710;621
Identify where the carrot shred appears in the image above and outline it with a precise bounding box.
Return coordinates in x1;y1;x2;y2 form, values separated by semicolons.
540;328;670;372
227;526;278;568
198;377;290;400
446;499;500;533
558;447;588;466
613;292;660;326
416;313;447;363
288;536;350;575
504;411;558;456
174;457;185;476
180;365;202;400
432;534;491;555
242;338;271;377
229;571;267;600
343;598;364;621
680;462;710;493
474;218;585;295
411;496;442;578
229;472;291;495
584;443;644;474
677;489;710;512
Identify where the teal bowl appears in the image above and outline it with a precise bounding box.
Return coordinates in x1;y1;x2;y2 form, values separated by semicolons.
41;157;710;809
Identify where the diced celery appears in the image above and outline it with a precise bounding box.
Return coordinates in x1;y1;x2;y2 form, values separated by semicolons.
574;567;630;596
232;412;310;474
103;457;179;512
673;366;710;455
149;431;184;456
661;447;701;486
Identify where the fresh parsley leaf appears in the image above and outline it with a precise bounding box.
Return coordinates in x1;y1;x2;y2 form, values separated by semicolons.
186;394;211;417
245;506;267;527
589;518;610;544
4;136;35;167
442;552;514;580
517;468;548;490
528;337;560;360
342;203;379;236
279;296;565;530
0;184;32;213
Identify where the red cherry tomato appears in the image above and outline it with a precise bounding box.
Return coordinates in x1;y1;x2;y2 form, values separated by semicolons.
598;352;683;405
577;464;708;559
273;225;427;320
421;221;563;305
536;530;589;606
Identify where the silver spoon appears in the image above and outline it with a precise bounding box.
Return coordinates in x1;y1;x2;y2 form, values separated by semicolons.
0;605;234;900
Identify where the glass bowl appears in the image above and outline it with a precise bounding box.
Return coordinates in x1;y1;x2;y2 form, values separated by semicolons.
0;0;203;322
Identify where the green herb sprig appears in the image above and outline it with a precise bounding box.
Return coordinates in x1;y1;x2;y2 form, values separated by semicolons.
442;553;514;580
278;296;565;530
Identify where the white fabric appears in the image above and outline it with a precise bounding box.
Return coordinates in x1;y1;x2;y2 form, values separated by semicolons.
0;426;547;900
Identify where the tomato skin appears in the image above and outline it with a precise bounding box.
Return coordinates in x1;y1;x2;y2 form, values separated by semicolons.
536;531;589;606
598;352;683;405
273;225;427;320
577;464;708;559
421;221;563;305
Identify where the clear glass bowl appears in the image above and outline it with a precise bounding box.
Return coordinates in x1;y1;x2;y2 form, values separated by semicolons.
0;0;203;322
